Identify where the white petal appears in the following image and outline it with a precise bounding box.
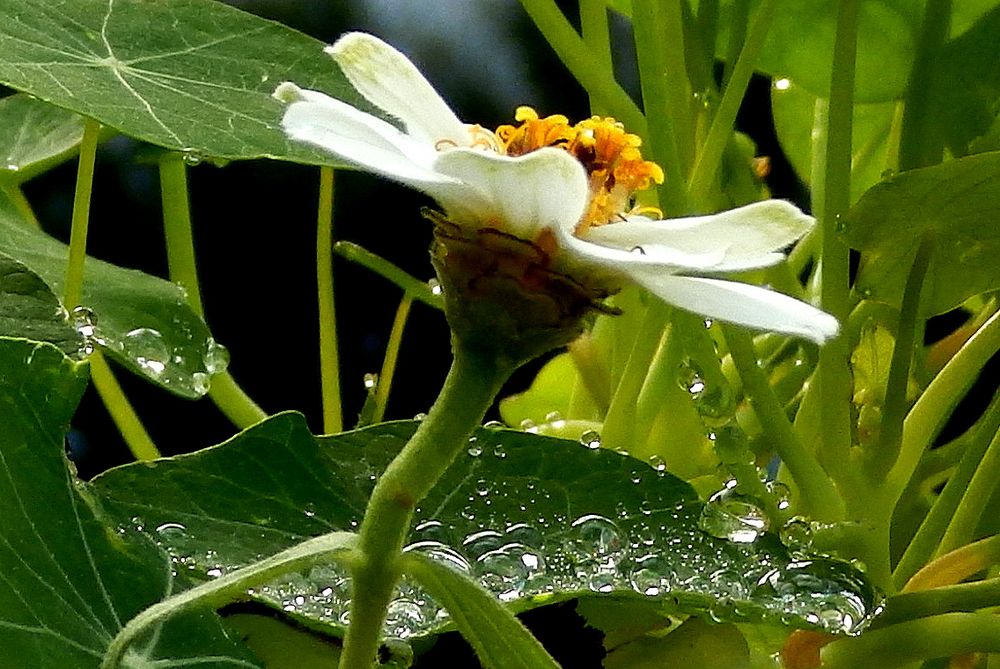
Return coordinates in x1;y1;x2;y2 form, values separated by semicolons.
432;147;589;239
278;85;490;216
623;273;839;344
328;32;469;147
584;200;814;272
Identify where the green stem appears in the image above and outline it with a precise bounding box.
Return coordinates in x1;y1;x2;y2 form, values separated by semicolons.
601;303;667;452
632;0;691;215
567;333;612;415
897;0;951;170
877;578;1000;628
518;0;647;136
720;0;750;89
89;351;160;461
893;392;1000;588
823;613;1000;669
887;309;1000;507
868;234;935;476
722;324;843;520
102;531;357;669
338;344;513;669
905;534;1000;593
687;0;777;205
1;183;40;227
63;118;101;310
815;0;858;505
159;154;266;429
372;294;413;424
316;166;343;434
579;0;612;116
938;428;1000;557
334;241;442;309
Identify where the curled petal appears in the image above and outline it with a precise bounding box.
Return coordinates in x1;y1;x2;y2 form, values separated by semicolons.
328;32;469;147
622;273;840;344
433;147;589;239
584;200;815;273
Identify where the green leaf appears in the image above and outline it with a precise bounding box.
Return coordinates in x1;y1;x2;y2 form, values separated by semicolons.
772;80;899;204
92;417;883;645
0;0;367;164
0;186;223;399
0;337;261;668
603;617;749;669
0;251;81;354
0;94;86;184
401;551;560;669
841;151;1000;315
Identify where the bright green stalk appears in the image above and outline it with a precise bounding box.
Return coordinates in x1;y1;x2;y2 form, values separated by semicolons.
372;294;412;424
316;166;343;434
2;184;40;227
893;392;1000;588
89;351;160;461
823;613;1000;669
816;0;858;497
937;427;1000;558
601;303;667;452
338;344;515;669
579;0;612;116
868;234;935;477
632;0;691;215
159;154;266;429
334;241;442;309
887;309;1000;507
687;0;777;205
720;0;750;89
518;0;646;136
897;0;951;170
63;117;100;310
102;532;357;669
722;324;843;520
877;578;1000;628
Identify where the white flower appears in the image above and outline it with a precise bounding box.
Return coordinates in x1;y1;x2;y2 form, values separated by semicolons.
274;32;838;344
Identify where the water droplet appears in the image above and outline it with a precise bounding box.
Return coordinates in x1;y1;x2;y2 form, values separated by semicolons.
71;306;97;338
493;444;507;459
699;487;769;543
505;522;543;548
779;517;814;551
191;372;210;396
202;337;230;374
303;503;317;518
483;420;505;430
182;150;203;166
467;437;483;457
544;411;565;429
206;567;224;578
767;480;792;511
124;327;169;378
384;598;424;638
428;277;443;296
476;544;535;601
5;163;20;172
154;522;188;539
629;554;672;595
647;454;666;472
404;541;471;574
570;514;625;561
579;430;602;450
711;424;753;465
519;418;538;433
462;530;504;560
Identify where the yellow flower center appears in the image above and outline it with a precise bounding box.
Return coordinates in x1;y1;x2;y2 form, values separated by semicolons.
495;106;664;234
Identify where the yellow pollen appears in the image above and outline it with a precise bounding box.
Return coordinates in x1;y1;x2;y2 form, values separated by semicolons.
494;107;664;234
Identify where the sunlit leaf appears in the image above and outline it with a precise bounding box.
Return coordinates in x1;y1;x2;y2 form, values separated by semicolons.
0;187;221;399
841;151;1000;315
0;337;261;668
93;415;884;645
0;0;367;164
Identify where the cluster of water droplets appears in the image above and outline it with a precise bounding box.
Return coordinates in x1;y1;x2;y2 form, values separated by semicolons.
70;305;229;397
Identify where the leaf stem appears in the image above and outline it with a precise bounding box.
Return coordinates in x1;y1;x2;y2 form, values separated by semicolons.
722;324;843;520
334;241;442;309
579;0;612;116
159;154;266;429
1;183;41;227
904;534;1000;593
867;234;935;476
687;0;777;206
937;427;1000;558
887;309;1000;507
897;0;951;170
517;0;647;137
632;0;691;215
892;390;1000;588
316;166;343;434
88;350;160;461
101;532;357;669
815;0;858;505
63;117;100;310
372;293;413;424
339;344;513;669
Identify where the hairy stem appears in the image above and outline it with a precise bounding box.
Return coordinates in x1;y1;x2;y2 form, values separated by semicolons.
338;344;513;669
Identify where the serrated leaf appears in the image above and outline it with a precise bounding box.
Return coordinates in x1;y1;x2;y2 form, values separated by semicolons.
0;94;87;184
0;0;367;164
0;251;80;354
0;186;222;398
0;337;261;668
91;416;883;645
841;151;1000;315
